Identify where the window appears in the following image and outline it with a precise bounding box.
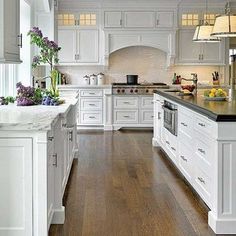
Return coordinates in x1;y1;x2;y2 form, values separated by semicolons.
58;14;76;26
58;13;97;26
0;0;31;97
182;14;199;26
203;14;218;24
79;13;96;26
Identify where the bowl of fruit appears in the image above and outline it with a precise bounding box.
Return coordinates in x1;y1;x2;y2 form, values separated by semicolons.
181;84;195;92
203;88;227;101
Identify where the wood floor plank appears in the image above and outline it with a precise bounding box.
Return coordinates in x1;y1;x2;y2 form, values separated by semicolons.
49;130;215;236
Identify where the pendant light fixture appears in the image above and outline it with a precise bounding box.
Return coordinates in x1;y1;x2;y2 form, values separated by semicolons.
211;2;236;38
193;0;220;42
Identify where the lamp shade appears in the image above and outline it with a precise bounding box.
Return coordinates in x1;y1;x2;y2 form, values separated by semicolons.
211;15;236;37
193;25;220;42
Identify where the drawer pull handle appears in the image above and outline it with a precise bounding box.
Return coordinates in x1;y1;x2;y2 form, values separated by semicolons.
89;93;96;95
180;155;187;162
166;141;170;145
48;136;54;141
198;177;205;184
198;123;205;127
181;122;187;127
123;102;130;104
52;154;58;167
123;115;130;118
158;112;161;120
198;148;205;154
171;147;176;151
89;104;96;106
89;116;96;119
69;131;73;141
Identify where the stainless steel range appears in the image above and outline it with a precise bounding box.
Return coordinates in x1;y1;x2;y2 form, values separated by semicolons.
112;83;169;95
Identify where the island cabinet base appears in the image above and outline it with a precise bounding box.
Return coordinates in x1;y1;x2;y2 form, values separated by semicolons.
0;138;33;236
0;103;78;236
153;93;236;234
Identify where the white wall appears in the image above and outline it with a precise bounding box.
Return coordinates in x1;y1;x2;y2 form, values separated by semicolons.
57;46;224;85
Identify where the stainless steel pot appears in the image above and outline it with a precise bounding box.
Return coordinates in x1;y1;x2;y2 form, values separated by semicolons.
126;75;138;85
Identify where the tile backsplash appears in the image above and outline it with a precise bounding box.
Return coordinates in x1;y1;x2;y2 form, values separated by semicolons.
57;46;225;85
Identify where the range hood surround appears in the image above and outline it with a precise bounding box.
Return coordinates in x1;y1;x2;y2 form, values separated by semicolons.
104;31;177;68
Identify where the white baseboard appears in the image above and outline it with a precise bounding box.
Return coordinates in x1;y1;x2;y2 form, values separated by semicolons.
51;207;65;224
208;211;236;234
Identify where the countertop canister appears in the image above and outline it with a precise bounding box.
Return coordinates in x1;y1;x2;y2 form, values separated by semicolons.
97;73;105;85
90;74;97;85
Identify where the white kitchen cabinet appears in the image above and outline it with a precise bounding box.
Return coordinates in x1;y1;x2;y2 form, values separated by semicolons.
0;138;32;236
156;11;174;28
177;30;225;65
78;88;104;126
58;29;99;64
47;131;55;226
152;94;163;146
104;11;122;28
124;11;155;28
0;0;21;63
113;95;153;130
58;29;77;63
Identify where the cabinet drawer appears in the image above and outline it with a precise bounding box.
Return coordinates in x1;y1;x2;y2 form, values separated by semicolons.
80;111;103;124
195;166;211;208
195;137;213;169
113;96;139;109
80;98;103;111
179;143;193;182
140;110;154;124
140;96;154;109
178;110;193;139
113;110;138;124
80;89;103;97
194;115;212;136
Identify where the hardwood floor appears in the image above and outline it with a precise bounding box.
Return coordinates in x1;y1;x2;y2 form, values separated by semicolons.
49;130;217;236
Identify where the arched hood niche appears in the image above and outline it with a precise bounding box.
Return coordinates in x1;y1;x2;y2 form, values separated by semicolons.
104;31;176;68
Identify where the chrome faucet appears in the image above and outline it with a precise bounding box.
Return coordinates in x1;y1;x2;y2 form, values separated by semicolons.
181;73;198;93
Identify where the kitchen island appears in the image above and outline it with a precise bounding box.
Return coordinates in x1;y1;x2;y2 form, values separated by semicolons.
0;99;78;236
153;89;236;234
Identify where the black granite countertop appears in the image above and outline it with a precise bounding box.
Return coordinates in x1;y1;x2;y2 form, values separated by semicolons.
155;89;236;122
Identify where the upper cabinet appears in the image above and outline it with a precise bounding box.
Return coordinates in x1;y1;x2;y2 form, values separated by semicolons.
177;30;225;65
0;0;22;63
156;12;174;28
104;11;122;28
124;12;155;28
58;29;99;64
104;11;174;29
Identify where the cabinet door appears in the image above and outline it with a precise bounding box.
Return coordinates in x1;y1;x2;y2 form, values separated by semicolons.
77;29;99;63
178;30;201;63
58;29;77;63
0;138;32;236
202;42;224;64
47;133;55;225
104;11;122;28
124;11;155;28
2;0;21;62
156;12;174;28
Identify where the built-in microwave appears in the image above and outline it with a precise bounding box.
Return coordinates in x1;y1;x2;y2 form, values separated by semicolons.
162;100;178;136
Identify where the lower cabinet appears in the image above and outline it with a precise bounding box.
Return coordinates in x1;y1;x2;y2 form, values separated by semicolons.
78;88;104;127
113;95;153;129
0;138;33;236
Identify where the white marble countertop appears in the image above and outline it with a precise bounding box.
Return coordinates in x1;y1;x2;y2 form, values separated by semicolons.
58;84;112;89
0;98;78;131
